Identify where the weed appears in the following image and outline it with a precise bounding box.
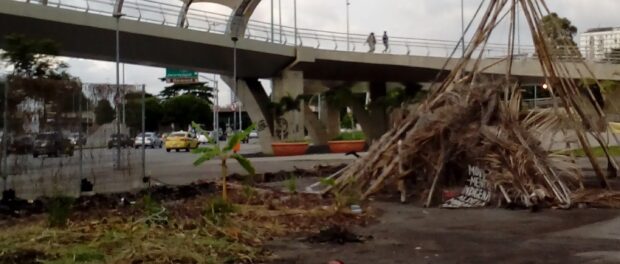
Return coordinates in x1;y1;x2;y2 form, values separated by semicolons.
320;177;336;187
286;174;298;193
320;177;361;209
241;184;257;203
204;197;237;226
141;195;168;226
47;195;75;228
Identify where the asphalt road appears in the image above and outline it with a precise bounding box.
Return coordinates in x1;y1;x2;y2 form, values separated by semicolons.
0;141;356;199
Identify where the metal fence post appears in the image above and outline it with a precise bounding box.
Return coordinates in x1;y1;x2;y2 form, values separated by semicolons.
141;84;146;180
2;80;9;191
79;84;83;180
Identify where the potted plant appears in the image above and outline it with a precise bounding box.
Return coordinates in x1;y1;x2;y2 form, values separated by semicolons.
269;96;309;156
328;130;366;153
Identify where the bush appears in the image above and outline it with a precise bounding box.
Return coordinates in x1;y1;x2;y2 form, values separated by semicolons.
333;131;365;141
47;195;75;228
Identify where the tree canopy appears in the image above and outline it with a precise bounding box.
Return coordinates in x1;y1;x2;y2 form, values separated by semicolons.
2;34;68;79
2;34;81;131
161;94;212;130
159;82;214;105
123;93;164;133
541;13;578;48
94;99;115;125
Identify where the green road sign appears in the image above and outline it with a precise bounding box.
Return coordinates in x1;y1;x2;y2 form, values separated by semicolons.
166;69;198;79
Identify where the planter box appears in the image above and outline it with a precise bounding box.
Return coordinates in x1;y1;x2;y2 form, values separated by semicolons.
272;142;309;156
328;140;366;153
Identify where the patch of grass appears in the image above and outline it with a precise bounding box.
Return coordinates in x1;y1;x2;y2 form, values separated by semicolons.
47;195;75;228
0;188;369;264
561;146;620;157
48;245;105;263
204;197;238;226
333;131;365;141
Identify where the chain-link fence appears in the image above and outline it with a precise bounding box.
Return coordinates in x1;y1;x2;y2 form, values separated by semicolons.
0;78;147;200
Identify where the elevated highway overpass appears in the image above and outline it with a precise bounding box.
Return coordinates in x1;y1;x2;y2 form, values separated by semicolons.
2;0;619;82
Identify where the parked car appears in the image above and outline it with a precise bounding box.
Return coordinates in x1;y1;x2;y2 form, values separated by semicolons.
164;131;199;152
249;130;258;139
134;132;163;149
107;134;133;149
68;132;87;146
33;132;74;158
8;135;34;155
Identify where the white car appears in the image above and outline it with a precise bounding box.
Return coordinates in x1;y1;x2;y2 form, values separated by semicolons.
249;130;258;139
197;134;209;144
134;132;163;149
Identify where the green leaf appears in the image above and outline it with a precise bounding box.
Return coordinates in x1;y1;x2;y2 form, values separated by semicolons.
193;148;221;166
231;153;255;176
191;121;206;134
223;124;256;152
192;146;218;154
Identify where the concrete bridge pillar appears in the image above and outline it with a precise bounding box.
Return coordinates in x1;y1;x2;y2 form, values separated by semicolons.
319;94;341;140
221;76;274;154
272;70;305;141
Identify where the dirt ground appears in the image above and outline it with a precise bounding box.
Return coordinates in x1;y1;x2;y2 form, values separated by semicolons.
267;201;620;264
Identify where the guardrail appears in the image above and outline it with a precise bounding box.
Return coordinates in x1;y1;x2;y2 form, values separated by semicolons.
13;0;620;62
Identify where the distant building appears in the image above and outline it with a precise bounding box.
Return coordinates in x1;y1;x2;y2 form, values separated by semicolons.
579;27;620;61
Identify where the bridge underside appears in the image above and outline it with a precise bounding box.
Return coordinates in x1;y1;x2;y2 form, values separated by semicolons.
0;13;292;78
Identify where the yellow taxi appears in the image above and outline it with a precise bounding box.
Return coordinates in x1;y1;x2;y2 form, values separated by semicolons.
165;131;200;152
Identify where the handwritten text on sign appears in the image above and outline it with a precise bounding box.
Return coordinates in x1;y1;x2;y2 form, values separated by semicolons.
442;165;491;208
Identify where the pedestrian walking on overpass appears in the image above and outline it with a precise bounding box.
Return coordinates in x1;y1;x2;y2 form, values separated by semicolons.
382;31;389;53
366;32;376;53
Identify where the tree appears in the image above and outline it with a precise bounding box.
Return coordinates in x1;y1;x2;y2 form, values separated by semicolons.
1;34;64;78
94;99;115;125
2;34;80;130
541;13;578;57
161;95;212;130
159;82;214;105
123;92;164;133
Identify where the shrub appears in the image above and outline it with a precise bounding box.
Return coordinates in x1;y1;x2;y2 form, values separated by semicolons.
333;131;365;141
47;195;75;228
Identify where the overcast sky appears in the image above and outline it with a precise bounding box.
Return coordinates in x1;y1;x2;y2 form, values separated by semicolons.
11;0;620;105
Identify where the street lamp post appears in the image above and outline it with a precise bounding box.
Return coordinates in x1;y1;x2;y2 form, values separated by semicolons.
294;0;298;46
461;0;465;57
271;0;274;42
346;0;350;51
232;36;239;131
278;0;282;43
